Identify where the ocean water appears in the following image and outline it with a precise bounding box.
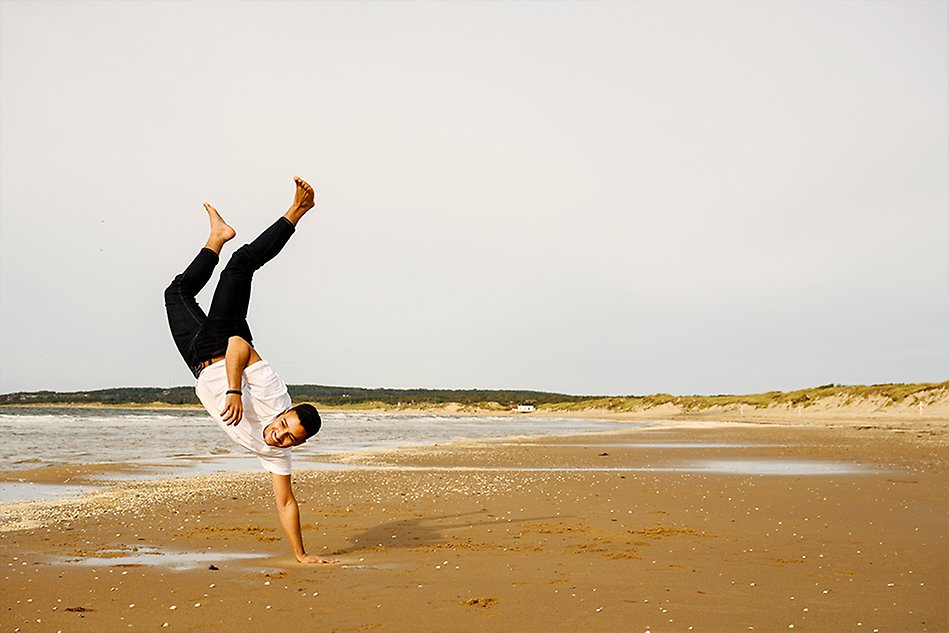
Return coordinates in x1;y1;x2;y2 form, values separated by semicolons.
0;407;625;473
0;408;881;505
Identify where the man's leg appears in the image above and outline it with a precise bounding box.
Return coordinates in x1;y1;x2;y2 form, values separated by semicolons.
164;204;237;370
194;177;316;355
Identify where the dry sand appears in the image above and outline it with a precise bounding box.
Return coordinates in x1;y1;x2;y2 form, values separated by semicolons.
1;419;946;632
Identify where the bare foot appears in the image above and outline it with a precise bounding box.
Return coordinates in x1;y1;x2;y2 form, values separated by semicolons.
284;177;316;226
203;202;236;254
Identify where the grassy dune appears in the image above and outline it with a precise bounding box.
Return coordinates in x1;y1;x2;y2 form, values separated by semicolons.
306;382;948;421
534;381;948;418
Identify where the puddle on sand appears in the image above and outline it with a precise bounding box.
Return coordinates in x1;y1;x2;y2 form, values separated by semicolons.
0;481;97;504
670;459;872;476
61;546;266;571
478;459;876;475
520;442;779;449
289;460;878;476
310;461;875;476
340;562;405;570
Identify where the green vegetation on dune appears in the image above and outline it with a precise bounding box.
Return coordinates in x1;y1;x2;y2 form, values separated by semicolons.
544;382;947;413
0;382;944;412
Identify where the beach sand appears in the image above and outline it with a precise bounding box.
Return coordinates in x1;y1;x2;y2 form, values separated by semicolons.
1;420;946;632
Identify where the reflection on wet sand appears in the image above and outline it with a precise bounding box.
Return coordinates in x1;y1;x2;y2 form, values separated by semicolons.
60;546;267;571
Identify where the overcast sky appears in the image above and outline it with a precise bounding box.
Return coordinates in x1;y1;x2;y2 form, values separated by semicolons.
1;1;946;396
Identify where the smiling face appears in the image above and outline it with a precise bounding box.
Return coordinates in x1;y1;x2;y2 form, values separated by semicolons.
262;409;309;448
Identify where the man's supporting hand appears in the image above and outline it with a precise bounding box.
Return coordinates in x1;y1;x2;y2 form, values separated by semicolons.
272;473;340;565
221;393;243;425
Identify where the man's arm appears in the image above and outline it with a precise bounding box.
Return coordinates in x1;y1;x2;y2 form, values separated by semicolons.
220;336;260;425
271;473;339;564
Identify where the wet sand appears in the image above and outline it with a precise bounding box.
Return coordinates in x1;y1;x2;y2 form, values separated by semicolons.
1;421;946;632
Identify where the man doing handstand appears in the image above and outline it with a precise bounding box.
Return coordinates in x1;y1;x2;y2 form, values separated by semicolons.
164;176;337;564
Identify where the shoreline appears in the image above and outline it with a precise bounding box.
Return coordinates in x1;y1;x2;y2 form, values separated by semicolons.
0;420;647;510
2;413;944;531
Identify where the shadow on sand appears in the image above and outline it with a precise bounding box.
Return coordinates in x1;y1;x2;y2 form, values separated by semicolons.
333;510;563;555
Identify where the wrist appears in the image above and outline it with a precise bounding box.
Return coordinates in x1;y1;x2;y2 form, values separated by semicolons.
226;389;242;396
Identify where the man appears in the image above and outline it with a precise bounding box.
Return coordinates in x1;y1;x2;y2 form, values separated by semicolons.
164;176;337;564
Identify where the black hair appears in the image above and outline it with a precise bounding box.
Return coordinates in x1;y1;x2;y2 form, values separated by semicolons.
290;403;322;439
